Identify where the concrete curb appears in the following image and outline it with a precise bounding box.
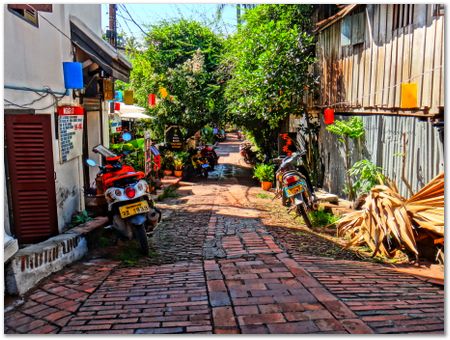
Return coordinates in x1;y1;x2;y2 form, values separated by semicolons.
5;217;108;296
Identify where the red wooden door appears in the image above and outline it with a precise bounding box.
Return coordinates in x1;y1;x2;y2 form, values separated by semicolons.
5;113;58;244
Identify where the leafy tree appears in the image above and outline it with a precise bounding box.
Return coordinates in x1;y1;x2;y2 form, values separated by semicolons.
326;117;365;200
222;5;316;157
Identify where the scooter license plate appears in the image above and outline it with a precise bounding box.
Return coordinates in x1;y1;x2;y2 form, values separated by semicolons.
119;201;150;218
201;163;210;168
286;183;304;197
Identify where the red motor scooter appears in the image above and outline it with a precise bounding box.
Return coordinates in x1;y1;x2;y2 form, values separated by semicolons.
199;144;219;171
86;133;161;255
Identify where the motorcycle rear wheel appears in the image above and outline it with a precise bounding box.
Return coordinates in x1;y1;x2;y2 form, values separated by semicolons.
296;204;312;229
133;224;150;255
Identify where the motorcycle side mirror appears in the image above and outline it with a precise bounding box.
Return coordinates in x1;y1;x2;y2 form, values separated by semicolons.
86;159;97;167
122;132;132;142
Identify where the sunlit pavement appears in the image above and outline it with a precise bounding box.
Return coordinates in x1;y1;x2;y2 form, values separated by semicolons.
4;134;444;334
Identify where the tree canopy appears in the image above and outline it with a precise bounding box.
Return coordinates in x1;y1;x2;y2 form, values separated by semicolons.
120;19;226;141
222;4;316;155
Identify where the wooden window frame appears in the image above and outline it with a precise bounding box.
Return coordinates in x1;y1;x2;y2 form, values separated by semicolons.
7;4;52;27
8;4;39;27
341;9;365;47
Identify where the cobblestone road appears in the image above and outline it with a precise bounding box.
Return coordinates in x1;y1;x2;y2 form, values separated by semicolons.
4;134;444;334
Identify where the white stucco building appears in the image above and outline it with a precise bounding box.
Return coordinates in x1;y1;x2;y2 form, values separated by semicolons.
3;4;131;262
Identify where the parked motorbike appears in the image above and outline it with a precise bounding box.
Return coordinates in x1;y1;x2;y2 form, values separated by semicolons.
274;151;317;228
86;133;161;255
239;141;257;165
215;129;226;142
191;150;210;178
199;144;219;170
236;130;243;140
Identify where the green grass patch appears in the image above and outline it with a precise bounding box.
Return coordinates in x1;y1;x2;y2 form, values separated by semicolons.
97;236;114;248
157;186;180;201
113;241;143;266
308;208;339;228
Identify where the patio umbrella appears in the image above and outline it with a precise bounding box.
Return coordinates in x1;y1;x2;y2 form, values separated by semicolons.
114;104;154;120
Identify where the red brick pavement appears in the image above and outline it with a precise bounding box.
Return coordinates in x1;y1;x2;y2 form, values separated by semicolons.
4;259;118;334
4;135;444;334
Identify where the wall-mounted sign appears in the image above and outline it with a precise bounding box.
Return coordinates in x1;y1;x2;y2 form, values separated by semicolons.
57;106;84;163
103;79;114;100
165;126;184;150
110;114;122;134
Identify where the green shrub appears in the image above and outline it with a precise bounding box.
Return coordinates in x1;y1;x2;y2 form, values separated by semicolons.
70;210;92;227
348;159;384;196
308;208;339;228
253;163;275;182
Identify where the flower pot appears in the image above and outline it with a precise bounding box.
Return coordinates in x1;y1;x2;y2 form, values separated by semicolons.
261;181;272;191
174;170;183;177
163;170;173;176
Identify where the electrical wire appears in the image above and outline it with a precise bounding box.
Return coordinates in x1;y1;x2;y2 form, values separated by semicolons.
324;65;444;108
119;4;151;38
4;92;63;111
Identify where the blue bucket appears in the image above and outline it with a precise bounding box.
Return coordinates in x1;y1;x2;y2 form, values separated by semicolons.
62;62;83;89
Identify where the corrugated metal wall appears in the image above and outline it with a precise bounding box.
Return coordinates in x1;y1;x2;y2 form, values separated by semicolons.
319;115;444;198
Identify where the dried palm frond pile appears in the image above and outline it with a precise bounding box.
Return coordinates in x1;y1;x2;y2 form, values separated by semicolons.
337;173;444;262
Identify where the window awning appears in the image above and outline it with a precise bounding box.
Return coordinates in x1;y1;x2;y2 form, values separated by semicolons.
69;16;132;82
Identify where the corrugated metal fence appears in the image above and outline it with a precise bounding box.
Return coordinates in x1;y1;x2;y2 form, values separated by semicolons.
319;115;444;198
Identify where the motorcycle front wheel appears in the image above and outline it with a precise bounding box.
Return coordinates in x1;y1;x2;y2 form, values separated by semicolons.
133;224;150;255
296;204;312;229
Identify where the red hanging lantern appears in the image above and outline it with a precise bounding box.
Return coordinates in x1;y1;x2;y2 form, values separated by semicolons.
148;93;156;107
324;107;335;125
114;102;121;111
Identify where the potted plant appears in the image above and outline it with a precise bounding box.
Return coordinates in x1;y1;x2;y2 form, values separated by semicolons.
173;158;184;177
162;151;174;176
253;163;275;191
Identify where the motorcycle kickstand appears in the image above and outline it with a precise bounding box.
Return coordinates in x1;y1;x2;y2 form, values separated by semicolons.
272;192;281;201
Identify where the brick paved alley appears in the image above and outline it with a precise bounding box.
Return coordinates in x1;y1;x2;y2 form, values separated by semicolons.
4;135;444;334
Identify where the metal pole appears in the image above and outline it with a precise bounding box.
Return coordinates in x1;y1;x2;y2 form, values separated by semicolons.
109;4;117;48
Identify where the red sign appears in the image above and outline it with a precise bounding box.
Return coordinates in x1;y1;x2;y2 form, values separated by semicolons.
114;102;121;111
57;106;84;116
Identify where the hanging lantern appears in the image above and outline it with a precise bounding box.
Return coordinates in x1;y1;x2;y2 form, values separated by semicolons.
124;90;134;105
148;93;156;107
115;91;123;102
159;87;168;99
62;62;83;89
324;107;335;125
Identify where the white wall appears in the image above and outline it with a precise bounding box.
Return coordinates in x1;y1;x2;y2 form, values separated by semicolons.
4;4;102;232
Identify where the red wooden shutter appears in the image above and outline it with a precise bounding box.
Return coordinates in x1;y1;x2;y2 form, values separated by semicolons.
5;114;58;244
